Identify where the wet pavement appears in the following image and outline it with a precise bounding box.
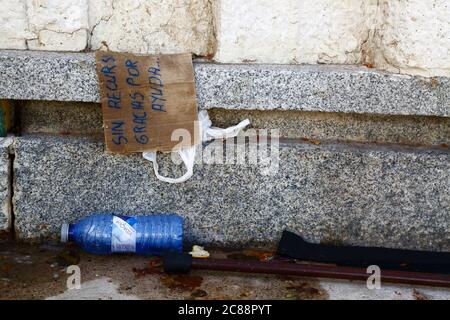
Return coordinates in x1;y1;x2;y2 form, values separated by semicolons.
0;234;449;300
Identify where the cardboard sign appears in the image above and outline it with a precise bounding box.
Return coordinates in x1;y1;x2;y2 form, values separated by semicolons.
96;51;198;153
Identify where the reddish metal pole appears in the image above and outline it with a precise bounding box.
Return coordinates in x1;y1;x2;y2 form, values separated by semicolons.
191;258;450;288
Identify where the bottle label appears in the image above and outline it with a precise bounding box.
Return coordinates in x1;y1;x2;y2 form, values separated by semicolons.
112;215;136;253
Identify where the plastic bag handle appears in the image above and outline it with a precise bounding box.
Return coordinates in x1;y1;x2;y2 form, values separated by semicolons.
143;111;250;184
143;147;196;184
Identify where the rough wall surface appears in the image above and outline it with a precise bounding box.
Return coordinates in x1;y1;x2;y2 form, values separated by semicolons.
214;0;373;65
89;0;215;55
0;0;32;50
215;0;450;77
368;0;450;77
26;0;89;51
0;0;214;55
0;0;89;51
0;0;448;77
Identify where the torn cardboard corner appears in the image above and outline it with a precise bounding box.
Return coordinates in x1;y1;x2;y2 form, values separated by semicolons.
96;51;199;154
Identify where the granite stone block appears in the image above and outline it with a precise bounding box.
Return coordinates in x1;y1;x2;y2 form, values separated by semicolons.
208;109;450;147
0;137;12;231
18;101;450;147
13;135;450;251
19;100;103;136
1;50;449;117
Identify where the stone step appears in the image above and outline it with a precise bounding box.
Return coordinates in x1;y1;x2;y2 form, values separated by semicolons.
11;134;450;251
1;50;449;117
17;101;450;147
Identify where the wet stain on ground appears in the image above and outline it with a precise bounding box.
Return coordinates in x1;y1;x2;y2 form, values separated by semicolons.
132;257;163;276
53;249;81;267
0;237;303;300
413;288;429;300
0;238;68;299
191;289;208;298
1;236;447;300
160;274;204;292
286;281;329;300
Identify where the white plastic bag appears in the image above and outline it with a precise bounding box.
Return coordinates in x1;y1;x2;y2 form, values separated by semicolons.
143;110;250;183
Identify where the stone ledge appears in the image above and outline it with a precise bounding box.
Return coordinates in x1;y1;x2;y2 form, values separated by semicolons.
18;101;450;147
0;137;13;231
1;50;449;117
13;134;450;251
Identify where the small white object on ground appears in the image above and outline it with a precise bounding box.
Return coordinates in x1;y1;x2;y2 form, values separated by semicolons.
190;245;210;258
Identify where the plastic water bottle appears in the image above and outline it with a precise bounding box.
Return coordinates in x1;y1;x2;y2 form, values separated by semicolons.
61;213;183;255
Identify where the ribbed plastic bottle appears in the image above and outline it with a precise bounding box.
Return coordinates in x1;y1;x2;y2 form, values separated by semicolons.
61;214;183;255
